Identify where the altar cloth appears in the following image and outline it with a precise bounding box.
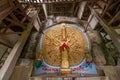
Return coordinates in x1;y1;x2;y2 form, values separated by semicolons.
34;58;97;75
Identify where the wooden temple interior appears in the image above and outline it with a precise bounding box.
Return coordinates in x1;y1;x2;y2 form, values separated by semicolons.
0;0;120;80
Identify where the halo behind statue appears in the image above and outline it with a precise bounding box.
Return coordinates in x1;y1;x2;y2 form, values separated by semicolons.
42;23;87;66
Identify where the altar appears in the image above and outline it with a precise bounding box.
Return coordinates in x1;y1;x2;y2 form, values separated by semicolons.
33;23;97;75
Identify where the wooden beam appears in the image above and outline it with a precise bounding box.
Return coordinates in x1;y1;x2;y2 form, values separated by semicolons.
84;14;94;32
16;0;26;15
0;7;13;20
108;11;120;25
33;15;40;31
89;6;120;53
0;0;14;20
78;1;87;19
106;12;112;18
101;0;112;17
0;29;31;80
8;0;14;8
5;17;26;30
14;10;25;16
74;4;79;16
2;24;14;33
0;0;8;6
108;0;120;10
23;4;30;11
0;33;14;48
42;3;48;19
111;26;120;29
0;47;8;60
0;32;22;35
22;16;29;23
0;39;13;48
71;2;76;16
10;13;20;22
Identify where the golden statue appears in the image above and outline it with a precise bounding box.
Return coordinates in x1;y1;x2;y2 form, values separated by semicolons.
39;23;92;74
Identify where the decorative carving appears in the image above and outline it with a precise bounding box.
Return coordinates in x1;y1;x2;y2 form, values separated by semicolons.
42;23;87;66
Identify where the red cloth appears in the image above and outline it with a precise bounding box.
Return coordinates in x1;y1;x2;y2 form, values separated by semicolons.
60;43;69;51
86;60;93;65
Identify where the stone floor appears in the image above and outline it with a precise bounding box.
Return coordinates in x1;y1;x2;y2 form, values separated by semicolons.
9;59;33;80
102;66;120;80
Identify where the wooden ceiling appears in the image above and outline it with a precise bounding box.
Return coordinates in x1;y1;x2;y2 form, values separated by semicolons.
0;0;120;48
18;0;120;23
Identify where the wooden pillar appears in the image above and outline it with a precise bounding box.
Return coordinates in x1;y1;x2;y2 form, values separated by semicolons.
33;13;41;31
42;0;48;19
84;14;94;32
77;1;87;19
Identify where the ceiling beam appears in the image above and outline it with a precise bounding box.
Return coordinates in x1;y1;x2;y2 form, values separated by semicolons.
42;3;48;19
101;0;112;17
78;1;87;19
10;13;20;22
5;17;26;30
108;11;120;25
0;32;22;35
